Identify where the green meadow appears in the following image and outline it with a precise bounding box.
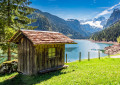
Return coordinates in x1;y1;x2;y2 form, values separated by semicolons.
1;58;120;85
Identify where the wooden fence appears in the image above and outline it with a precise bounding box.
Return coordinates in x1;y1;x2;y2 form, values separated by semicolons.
65;50;110;63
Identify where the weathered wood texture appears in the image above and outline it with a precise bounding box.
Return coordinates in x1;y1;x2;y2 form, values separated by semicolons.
18;37;35;75
18;37;65;75
35;44;65;73
39;65;68;73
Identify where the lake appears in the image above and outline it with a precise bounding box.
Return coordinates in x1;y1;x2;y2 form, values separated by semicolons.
65;40;113;62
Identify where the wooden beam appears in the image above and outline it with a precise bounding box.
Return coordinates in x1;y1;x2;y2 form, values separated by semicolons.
39;65;68;74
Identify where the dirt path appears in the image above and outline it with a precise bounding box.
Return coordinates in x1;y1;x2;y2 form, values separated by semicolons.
110;55;120;58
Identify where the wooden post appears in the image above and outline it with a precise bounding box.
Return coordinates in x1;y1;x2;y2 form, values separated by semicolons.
66;53;67;63
79;52;81;62
98;50;100;59
108;50;110;58
88;52;90;61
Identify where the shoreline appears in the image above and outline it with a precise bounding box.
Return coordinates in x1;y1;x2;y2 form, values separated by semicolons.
73;39;118;45
73;39;120;57
90;40;118;45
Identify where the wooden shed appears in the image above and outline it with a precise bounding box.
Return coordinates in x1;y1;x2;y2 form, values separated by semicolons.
9;30;75;75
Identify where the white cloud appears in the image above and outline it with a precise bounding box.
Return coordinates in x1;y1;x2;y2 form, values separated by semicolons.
96;10;112;17
81;21;103;29
96;2;120;18
110;2;120;10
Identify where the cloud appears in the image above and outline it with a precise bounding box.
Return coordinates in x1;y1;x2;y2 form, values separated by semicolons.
96;2;120;18
81;21;103;29
96;10;112;18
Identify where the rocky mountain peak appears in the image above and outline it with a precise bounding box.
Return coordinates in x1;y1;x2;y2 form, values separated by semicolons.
104;8;120;28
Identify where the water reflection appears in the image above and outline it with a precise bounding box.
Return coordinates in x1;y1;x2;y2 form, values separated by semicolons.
65;40;113;62
65;47;78;52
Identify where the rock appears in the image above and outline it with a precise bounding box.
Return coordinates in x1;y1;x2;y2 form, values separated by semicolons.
0;59;18;74
104;45;120;55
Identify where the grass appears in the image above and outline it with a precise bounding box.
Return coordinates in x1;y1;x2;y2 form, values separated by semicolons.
1;58;120;85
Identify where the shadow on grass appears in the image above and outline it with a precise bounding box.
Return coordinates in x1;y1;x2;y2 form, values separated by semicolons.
0;70;74;85
0;73;14;77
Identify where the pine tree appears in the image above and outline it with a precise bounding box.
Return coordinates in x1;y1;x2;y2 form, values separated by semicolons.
0;0;36;60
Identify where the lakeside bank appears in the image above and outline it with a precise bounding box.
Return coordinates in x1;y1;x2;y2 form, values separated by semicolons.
73;39;120;56
89;40;120;55
73;39;118;44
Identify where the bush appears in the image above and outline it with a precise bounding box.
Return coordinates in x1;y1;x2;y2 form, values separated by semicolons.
117;36;120;43
0;59;18;74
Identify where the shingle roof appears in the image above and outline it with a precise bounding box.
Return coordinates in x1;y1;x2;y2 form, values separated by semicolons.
9;30;76;45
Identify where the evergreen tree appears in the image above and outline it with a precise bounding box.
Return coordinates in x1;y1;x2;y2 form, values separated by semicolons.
91;21;120;42
0;0;36;60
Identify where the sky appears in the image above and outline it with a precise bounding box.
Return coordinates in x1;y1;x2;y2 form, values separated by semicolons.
30;0;120;20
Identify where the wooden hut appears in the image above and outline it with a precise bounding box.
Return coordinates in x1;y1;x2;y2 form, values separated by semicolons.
9;30;75;75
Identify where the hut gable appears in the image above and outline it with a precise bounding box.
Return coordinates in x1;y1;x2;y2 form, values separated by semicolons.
10;30;75;45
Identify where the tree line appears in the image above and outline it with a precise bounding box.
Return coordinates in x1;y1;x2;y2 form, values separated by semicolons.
90;21;120;42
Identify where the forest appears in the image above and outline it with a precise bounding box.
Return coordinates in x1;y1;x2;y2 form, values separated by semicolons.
91;21;120;42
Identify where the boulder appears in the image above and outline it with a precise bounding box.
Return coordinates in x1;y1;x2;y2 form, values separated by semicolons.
104;45;120;55
0;59;18;74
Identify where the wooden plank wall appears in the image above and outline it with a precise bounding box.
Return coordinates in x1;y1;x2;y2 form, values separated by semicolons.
18;42;20;72
35;44;65;72
18;38;35;75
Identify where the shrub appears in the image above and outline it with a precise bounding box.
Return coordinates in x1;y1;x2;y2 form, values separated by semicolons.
117;36;120;43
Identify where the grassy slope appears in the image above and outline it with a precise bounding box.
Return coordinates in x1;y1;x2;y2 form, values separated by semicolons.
1;58;120;85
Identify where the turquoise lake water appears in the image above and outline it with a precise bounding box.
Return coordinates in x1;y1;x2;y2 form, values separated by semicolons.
65;40;113;62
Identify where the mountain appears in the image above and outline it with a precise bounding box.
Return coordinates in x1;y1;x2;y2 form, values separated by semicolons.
66;19;90;37
90;8;120;42
104;8;120;28
80;24;101;34
28;9;104;39
65;17;107;36
94;16;106;21
91;20;120;41
94;16;107;26
81;16;107;29
29;9;84;39
28;12;52;31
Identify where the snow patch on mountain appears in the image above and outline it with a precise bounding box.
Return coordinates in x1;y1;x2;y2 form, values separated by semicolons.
81;21;103;29
80;16;107;29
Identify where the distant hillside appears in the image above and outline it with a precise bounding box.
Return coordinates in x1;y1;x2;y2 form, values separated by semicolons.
104;8;120;28
66;19;90;37
29;9;84;39
80;24;101;34
28;12;52;31
91;21;120;41
28;9;104;39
